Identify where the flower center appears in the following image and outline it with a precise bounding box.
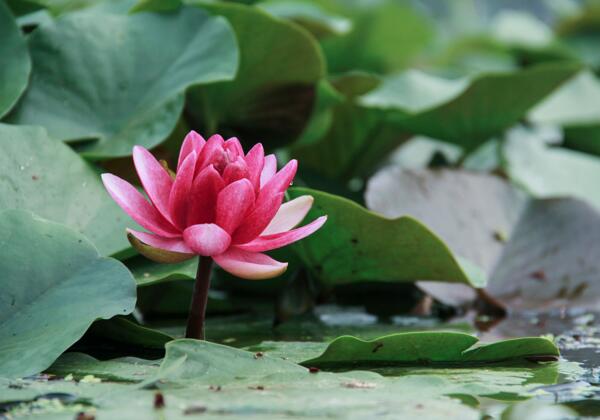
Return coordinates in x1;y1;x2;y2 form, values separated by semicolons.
212;149;230;174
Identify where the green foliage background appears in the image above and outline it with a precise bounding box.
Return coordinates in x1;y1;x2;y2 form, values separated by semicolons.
1;0;600;417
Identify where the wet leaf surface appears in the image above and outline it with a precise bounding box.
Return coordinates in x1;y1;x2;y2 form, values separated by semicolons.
0;210;136;378
0;328;592;419
0;310;598;418
0;1;31;118
288;187;485;289
8;5;238;159
302;332;559;368
0;124;134;256
47;352;161;382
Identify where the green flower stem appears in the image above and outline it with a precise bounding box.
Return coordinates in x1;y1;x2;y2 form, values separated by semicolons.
185;256;213;340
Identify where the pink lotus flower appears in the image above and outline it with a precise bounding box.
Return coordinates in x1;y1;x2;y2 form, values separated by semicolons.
102;131;326;280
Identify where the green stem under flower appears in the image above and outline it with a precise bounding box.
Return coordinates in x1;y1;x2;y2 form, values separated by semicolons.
185;256;213;340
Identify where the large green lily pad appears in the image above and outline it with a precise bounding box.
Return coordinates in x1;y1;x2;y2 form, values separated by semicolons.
150;339;566;417
288;187;485;288
0;357;480;419
302;332;559;368
8;5;238;159
0;337;585;419
158;338;306;384
0;209;136;378
360;63;580;152
185;0;325;149
293;64;578;181
0;1;31;118
0;124;133;256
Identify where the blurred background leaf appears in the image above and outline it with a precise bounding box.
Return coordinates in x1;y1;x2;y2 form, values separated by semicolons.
184;0;325;151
